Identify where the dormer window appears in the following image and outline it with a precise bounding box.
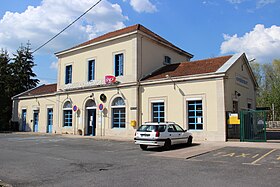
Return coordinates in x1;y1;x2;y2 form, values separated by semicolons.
164;56;171;65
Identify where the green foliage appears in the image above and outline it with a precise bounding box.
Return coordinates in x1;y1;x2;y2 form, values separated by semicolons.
0;43;39;131
251;59;280;120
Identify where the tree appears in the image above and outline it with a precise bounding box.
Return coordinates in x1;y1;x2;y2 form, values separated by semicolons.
0;43;39;131
11;43;39;94
0;49;11;130
251;59;280;120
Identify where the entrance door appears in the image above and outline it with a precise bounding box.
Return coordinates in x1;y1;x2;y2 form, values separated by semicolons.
47;109;53;133
22;109;27;131
87;109;96;136
33;111;39;132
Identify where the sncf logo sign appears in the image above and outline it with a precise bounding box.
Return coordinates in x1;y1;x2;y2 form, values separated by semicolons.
105;75;116;84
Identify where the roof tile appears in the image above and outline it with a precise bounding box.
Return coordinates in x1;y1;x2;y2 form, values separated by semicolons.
142;55;232;81
58;24;192;57
20;84;57;97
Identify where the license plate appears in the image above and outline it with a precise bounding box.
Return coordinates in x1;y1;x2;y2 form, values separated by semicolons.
140;134;150;137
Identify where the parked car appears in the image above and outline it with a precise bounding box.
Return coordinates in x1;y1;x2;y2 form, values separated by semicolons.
134;122;193;150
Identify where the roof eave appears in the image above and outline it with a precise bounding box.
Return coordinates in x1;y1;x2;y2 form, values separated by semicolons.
55;31;138;57
12;84;46;100
141;72;226;85
15;92;57;100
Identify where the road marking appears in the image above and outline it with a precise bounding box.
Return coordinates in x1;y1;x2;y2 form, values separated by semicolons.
221;153;235;157
252;154;259;158
243;149;277;165
236;153;250;158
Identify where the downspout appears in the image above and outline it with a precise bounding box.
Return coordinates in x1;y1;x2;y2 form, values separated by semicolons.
137;36;143;128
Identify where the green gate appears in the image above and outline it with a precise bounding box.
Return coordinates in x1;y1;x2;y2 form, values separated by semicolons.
240;110;267;142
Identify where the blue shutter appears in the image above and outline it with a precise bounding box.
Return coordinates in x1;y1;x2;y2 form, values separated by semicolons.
119;54;123;76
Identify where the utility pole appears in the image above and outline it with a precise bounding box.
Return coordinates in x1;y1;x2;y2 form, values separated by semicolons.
272;103;275;121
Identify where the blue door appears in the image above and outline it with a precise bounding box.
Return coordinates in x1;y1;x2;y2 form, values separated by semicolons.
22;109;27;131
47;109;53;133
33;111;39;132
87;109;96;136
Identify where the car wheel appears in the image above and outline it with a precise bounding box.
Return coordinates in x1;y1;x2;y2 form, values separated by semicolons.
187;136;193;146
140;144;148;150
164;139;171;150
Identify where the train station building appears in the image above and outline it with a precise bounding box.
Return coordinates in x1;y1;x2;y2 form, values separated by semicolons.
12;24;257;141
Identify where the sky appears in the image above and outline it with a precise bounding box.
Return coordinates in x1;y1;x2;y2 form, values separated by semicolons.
0;0;279;84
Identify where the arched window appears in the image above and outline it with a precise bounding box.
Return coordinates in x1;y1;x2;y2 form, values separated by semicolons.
63;101;72;127
111;97;126;128
85;99;96;109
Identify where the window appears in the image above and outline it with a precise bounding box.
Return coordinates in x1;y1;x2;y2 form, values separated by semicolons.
88;60;95;81
47;109;53;126
111;97;126;128
188;100;203;130
174;124;184;132
114;53;124;76
65;65;72;84
168;125;176;132
152;102;165;122
233;101;238;113
247;103;252;110
63;101;72;127
164;56;171;64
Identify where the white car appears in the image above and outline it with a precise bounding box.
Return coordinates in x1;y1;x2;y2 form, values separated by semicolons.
134;122;193;150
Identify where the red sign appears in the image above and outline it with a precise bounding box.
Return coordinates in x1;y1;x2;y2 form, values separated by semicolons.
105;75;116;84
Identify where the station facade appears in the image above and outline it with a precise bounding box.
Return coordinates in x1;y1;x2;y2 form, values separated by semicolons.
12;24;257;141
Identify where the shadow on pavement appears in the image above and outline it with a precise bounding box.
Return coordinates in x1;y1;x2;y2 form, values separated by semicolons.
144;143;201;152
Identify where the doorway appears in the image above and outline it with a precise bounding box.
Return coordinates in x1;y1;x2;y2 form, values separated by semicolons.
87;109;96;136
47;108;53;133
85;99;97;136
22;109;27;131
33;111;39;132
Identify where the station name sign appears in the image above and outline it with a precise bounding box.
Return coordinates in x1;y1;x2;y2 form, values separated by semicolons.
63;75;119;91
235;74;248;88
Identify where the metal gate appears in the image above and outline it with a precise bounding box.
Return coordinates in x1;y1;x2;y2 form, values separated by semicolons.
240;110;267;142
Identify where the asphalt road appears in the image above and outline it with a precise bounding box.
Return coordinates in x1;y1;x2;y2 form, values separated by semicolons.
0;133;279;187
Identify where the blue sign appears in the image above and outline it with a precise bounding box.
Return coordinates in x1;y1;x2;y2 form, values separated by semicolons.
99;104;104;111
73;105;78;112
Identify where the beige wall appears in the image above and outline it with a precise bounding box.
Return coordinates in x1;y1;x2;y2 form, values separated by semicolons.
141;77;227;141
224;56;256;113
15;95;57;133
54;86;138;137
138;36;191;80
57;35;138;91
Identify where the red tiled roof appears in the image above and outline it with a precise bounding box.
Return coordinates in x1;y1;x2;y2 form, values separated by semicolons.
57;24;193;57
20;84;57;97
142;55;232;81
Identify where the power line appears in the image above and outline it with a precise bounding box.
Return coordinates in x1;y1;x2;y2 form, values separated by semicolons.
32;0;103;54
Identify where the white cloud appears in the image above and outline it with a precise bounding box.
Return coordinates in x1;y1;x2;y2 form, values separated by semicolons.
226;0;246;4
50;61;58;70
0;0;128;54
39;79;50;85
226;0;276;8
256;0;276;8
129;0;157;13
220;24;280;63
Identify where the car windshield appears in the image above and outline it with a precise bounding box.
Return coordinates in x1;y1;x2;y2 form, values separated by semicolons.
137;125;166;132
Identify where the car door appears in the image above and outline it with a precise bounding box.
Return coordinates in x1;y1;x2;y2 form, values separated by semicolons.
174;124;189;143
167;124;180;144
